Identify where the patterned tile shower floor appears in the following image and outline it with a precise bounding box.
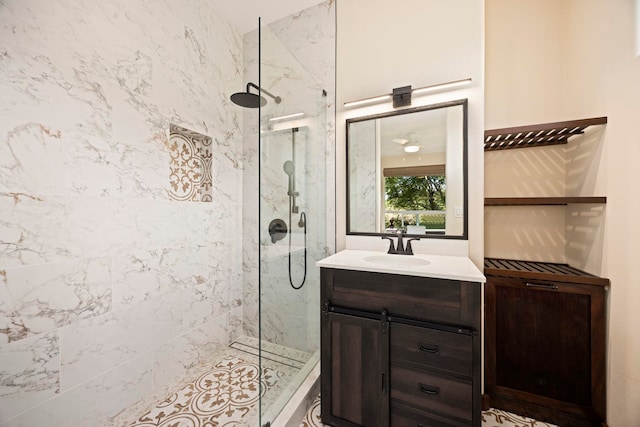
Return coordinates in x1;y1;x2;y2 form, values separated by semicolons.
300;395;559;427
105;338;306;427
125;355;275;426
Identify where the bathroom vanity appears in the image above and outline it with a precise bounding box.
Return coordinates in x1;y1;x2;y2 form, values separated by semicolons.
317;250;485;427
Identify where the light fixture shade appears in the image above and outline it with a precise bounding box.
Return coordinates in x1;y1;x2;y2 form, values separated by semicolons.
404;145;419;153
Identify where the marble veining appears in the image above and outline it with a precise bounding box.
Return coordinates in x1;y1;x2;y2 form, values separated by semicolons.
0;332;60;422
0;0;335;424
348;120;377;232
0;0;244;424
0;257;112;343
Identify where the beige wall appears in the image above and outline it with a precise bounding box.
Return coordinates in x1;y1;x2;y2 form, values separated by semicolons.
485;0;569;263
486;0;640;424
336;0;484;264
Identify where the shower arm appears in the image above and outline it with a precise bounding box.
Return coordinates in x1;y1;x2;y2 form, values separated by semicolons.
247;82;281;103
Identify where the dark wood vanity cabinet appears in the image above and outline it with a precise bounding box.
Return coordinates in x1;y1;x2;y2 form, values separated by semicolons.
484;260;608;427
320;268;482;427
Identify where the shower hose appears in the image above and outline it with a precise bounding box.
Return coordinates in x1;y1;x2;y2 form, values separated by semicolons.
288;203;307;290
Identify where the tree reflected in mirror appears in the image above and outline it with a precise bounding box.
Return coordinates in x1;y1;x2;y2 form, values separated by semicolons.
384;175;446;231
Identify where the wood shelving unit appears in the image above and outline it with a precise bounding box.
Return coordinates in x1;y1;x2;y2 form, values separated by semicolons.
484;117;608;206
483;116;609;426
484;116;608;151
484;258;610;287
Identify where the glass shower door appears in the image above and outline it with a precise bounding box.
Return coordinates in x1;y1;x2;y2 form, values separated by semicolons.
257;22;329;426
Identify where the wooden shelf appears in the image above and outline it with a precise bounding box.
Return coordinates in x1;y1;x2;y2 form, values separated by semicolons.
485;196;606;206
484;116;607;151
484;258;610;287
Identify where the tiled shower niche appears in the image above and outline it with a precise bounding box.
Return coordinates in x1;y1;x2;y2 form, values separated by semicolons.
169;124;213;202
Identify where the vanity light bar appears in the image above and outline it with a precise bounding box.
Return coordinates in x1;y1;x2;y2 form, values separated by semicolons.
343;78;472;109
412;78;472;95
343;94;393;108
269;112;305;122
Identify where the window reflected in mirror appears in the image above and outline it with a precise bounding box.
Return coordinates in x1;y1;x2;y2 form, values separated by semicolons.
347;99;467;238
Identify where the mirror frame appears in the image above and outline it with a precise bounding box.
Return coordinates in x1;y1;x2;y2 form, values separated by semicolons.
346;98;468;240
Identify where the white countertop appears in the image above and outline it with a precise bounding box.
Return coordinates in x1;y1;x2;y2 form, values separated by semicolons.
316;249;486;283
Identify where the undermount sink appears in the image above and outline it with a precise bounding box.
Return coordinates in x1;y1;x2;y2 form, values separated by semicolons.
363;254;431;267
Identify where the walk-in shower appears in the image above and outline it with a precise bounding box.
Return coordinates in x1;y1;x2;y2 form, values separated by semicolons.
233;17;332;427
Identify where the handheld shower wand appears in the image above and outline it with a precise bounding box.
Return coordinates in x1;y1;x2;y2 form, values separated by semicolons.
283;128;306;290
283;160;299;214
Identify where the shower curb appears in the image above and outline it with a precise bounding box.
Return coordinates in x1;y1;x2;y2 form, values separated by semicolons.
270;362;320;427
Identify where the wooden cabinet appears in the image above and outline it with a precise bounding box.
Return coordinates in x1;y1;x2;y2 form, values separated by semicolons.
321;268;482;427
483;117;609;426
324;311;388;427
484;260;608;426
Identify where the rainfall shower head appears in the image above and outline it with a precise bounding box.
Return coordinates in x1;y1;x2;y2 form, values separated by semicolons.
230;82;281;108
230;91;263;108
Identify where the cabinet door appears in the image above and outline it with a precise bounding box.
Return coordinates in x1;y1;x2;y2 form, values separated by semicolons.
321;311;389;427
485;275;606;425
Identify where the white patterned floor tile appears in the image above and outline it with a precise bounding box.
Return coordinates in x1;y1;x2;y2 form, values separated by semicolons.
482;407;559;427
300;395;559;427
126;355;276;426
105;341;302;427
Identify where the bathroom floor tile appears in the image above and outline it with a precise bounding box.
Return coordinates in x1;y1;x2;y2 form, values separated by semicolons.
300;395;559;427
300;394;323;427
482;407;559;427
105;339;305;427
125;354;277;426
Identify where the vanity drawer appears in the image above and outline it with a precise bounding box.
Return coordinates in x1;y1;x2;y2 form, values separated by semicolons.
390;364;472;422
321;268;480;327
391;402;471;427
390;323;472;377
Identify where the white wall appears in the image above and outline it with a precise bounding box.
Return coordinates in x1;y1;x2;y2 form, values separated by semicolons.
336;0;484;265
486;0;640;424
0;0;244;425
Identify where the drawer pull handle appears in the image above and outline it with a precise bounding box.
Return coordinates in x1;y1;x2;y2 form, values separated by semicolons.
419;343;439;354
526;282;559;290
418;383;440;395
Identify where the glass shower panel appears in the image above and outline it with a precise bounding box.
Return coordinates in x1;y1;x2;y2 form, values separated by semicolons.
258;22;328;426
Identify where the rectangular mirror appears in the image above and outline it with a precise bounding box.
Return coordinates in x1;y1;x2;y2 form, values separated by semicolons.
347;99;468;238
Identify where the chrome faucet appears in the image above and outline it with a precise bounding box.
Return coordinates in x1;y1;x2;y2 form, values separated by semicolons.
382;229;420;255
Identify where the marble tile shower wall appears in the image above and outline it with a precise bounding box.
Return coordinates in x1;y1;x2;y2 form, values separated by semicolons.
348;121;377;232
0;1;244;425
241;1;336;352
